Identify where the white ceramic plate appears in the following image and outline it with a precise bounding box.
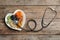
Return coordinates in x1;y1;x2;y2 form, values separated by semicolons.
5;10;26;31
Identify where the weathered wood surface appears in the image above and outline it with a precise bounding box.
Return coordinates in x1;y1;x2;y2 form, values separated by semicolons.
0;35;60;40
0;0;60;5
0;6;60;34
0;0;60;40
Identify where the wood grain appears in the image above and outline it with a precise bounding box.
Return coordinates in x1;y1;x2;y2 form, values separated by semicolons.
0;6;60;34
0;0;60;40
0;0;60;5
0;6;60;18
0;35;60;40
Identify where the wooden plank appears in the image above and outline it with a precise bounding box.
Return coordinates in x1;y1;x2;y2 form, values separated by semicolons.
0;0;60;5
0;35;60;40
0;6;60;19
24;0;60;5
0;0;24;5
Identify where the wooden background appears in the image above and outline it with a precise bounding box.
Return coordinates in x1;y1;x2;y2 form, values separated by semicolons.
0;0;60;40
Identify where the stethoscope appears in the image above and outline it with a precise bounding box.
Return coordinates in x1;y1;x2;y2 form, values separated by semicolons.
5;7;57;32
18;7;57;32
